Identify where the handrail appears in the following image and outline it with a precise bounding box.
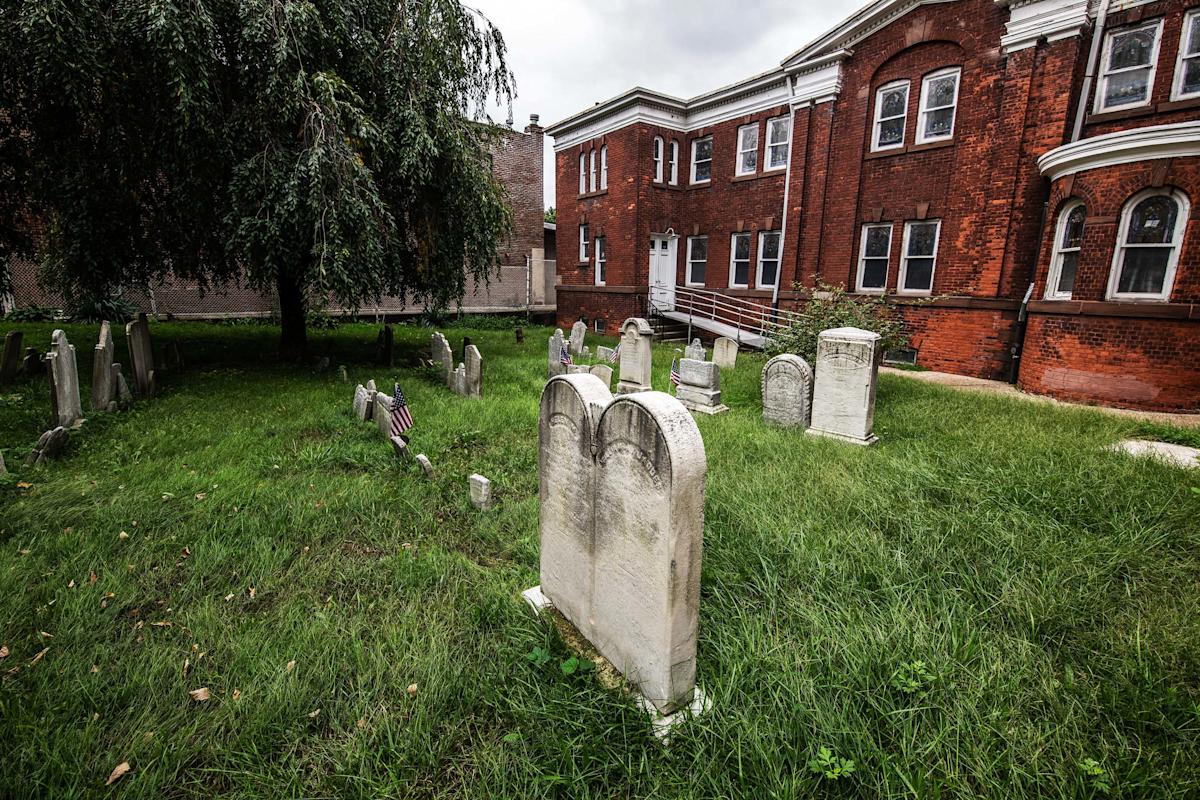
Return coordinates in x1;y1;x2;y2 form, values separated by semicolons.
648;284;802;347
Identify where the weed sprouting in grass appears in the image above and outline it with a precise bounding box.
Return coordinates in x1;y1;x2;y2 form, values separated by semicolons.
808;746;857;781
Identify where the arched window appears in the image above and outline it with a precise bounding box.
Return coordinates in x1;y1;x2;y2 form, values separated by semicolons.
653;136;664;183
1046;202;1085;300
588;150;597;193
578;152;586;195
1109;189;1189;300
600;145;608;190
669;140;679;184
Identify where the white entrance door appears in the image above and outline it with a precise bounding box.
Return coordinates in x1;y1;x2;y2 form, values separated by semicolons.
649;235;677;309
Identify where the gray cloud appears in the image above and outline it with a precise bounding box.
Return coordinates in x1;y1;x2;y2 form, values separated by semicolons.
470;0;861;206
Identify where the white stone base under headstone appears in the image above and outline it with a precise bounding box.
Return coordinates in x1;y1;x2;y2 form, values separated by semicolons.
1110;439;1199;469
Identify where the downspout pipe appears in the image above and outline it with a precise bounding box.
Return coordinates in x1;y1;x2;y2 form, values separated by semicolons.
1072;0;1111;143
771;98;798;315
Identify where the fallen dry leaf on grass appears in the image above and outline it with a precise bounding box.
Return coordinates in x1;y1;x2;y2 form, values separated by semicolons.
248;587;256;599
286;660;296;673
406;683;418;698
118;531;129;540
89;570;97;584
16;482;32;490
308;708;321;718
232;688;242;701
180;547;190;559
189;687;211;702
194;493;206;501
0;646;8;658
39;631;52;639
223;593;234;602
182;658;190;677
105;761;131;786
68;580;76;589
30;647;48;665
151;621;172;628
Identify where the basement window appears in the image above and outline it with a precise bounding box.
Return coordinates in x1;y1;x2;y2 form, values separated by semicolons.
1098;21;1162;111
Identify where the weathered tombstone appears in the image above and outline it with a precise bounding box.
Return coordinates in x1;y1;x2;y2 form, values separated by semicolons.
416;453;434;478
547;329;566;378
314;355;330;373
430;333;453;384
0;331;23;385
352;384;370;420
126;313;156;397
374;393;394;439
463;345;482;397
761;354;814;427
449;363;467;396
596;345;615;363
588;364;613;387
569;320;587;355
337;365;348;383
712;337;738;369
530;380;707;718
684;338;706;361
616;318;654;394
113;364;133;406
567;364;590;375
675;358;727;415
91;322;116;411
390;435;411;460
581;345;592;360
378;325;395;367
25;426;68;468
469;474;492;509
47;330;84;428
21;347;40;376
461;336;473;361
515;327;525;344
366;379;377;392
0;451;5;474
807;327;881;446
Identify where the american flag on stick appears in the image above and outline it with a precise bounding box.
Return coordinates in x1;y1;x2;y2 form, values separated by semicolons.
669;355;681;387
560;344;573;367
391;383;414;435
607;343;621;363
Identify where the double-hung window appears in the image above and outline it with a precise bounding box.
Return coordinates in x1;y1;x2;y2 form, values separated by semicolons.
691;136;713;183
669;140;680;184
857;224;892;293
873;81;909;151
1097;21;1162;112
1108;190;1188;300
579;224;590;263
578;153;586;195
917;68;960;144
599;146;608;190
686;236;707;286
594;236;607;285
588;150;597;192
736;124;758;176
729;232;751;288
1174;10;1200;100
766;116;790;170
653;136;664;183
899;220;940;294
1046;203;1085;300
756;231;781;288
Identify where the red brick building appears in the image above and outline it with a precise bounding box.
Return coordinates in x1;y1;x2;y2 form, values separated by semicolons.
546;0;1200;411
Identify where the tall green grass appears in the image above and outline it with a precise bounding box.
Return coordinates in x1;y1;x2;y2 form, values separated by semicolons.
0;320;1197;799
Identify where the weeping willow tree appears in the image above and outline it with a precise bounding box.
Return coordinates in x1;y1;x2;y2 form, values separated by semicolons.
0;0;515;356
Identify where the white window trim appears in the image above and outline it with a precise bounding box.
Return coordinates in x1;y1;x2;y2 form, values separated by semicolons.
1096;20;1164;113
669;140;679;185
600;145;608;190
686;235;707;287
579;224;589;263
578;153;586;195
690;136;712;184
898;220;941;296
764;117;790;172
594;237;606;286
1046;201;1085;300
1172;9;1200;101
1107;188;1189;302
755;231;781;288
729;232;751;288
588;150;597;193
916;68;960;145
856;223;893;294
872;80;910;152
735;123;759;177
653;136;664;183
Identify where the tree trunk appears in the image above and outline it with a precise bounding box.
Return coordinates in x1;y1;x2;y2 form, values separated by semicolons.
277;269;308;361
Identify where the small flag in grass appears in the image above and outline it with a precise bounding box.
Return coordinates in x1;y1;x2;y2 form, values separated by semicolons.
607;343;621;363
391;383;414;435
560;344;573;367
669;355;681;387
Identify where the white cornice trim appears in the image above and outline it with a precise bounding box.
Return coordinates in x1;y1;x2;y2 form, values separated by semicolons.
999;0;1091;53
1037;121;1200;180
782;0;958;71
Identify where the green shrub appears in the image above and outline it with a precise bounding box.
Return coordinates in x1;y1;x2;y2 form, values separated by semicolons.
68;294;138;322
765;283;910;364
306;310;341;330
6;304;59;322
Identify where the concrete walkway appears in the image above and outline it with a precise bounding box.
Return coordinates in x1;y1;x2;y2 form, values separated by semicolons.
881;367;1200;428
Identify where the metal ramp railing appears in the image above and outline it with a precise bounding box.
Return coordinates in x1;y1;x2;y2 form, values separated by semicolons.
647;285;802;348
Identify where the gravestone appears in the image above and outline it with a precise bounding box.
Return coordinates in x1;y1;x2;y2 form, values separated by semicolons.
461;336;473;361
21;347;40;375
675;358;727;415
416;454;434;478
463;345;482;397
616;318;654;395
0;451;5;474
589;364;613;387
596;345;615;363
712;337;738;369
47;330;84;428
469;474;492;509
807;327;881;446
25;426;68;468
762;355;814;427
126;313;156;397
91;322;116;411
113;364;133;406
313;355;330;373
448;363;467;396
374;393;394;439
531;377;707;716
567;364;590;375
684;338;706;361
378;325;395;367
547;329;566;378
581;346;592;360
569;320;587;355
352;384;370;421
515;327;525;344
338;365;348;383
0;331;23;385
430;333;453;384
390;435;411;460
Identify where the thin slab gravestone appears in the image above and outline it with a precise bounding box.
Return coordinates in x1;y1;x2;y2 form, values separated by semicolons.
675;358;727;415
596;345;615;363
113;364;132;406
806;327;881;446
469;474;492;509
374;393;394;439
547;329;566;378
761;354;814;427
515;327;525;344
25;426;68;468
528;375;709;728
615;318;654;394
416;454;434;478
463;345;483;397
47;330;84;428
570;320;587;355
0;331;23;385
712;337;738;369
589;364;613;387
684;338;706;362
126;313;156;398
352;384;370;421
22;347;40;376
91;321;116;412
430;333;453;385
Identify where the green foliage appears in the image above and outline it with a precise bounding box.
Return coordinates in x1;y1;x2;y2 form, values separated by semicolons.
67;293;137;323
1;0;516;350
544;207;556;223
808;746;857;781
5;304;58;322
765;283;910;364
1127;421;1200;449
890;660;937;696
558;655;594;677
305;310;341;331
525;647;551;667
1079;758;1112;794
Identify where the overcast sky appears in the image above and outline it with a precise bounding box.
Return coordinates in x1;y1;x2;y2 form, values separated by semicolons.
469;0;859;209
